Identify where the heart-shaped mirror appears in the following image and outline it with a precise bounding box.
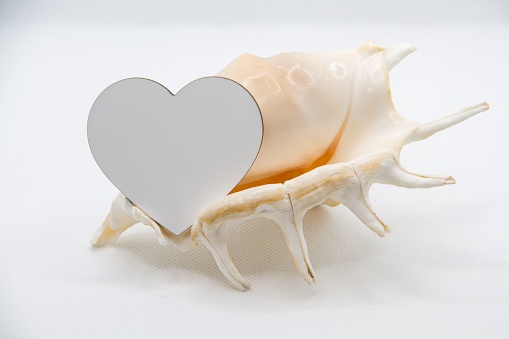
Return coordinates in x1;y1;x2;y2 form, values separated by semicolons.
88;77;263;235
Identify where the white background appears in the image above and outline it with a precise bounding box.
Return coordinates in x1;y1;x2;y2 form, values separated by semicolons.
1;1;508;338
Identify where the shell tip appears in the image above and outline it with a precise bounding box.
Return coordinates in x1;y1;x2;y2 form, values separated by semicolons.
444;176;456;185
239;281;252;291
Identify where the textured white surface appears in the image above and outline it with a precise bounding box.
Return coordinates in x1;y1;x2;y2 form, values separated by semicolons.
1;17;508;339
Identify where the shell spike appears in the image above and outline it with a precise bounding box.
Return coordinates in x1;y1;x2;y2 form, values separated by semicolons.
335;163;389;236
341;182;388;237
374;154;456;189
265;210;316;286
90;194;138;246
383;43;417;71
389;168;456;189
349;151;456;235
90;212;123;246
193;223;251;291
406;102;490;144
293;216;317;285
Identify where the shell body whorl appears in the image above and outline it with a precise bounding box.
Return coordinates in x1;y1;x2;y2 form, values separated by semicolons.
218;41;415;192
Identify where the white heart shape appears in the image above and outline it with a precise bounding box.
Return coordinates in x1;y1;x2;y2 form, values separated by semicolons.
88;77;262;235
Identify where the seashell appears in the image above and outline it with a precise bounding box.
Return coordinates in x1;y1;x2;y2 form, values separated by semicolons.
90;42;489;290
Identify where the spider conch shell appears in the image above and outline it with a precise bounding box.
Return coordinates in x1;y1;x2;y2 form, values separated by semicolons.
91;42;489;290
